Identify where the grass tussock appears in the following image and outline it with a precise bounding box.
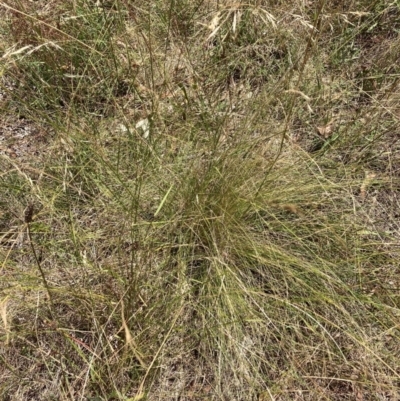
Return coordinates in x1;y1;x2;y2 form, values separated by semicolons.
0;0;399;400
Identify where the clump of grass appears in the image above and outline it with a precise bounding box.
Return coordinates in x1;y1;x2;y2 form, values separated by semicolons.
1;0;399;400
2;0;132;116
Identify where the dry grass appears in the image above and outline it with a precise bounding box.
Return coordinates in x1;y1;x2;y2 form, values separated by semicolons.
0;0;399;400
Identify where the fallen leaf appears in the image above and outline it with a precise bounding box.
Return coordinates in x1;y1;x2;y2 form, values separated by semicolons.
135;118;150;139
0;297;9;345
316;124;333;138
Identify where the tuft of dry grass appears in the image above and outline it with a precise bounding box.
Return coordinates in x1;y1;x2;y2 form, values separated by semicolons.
1;0;399;400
